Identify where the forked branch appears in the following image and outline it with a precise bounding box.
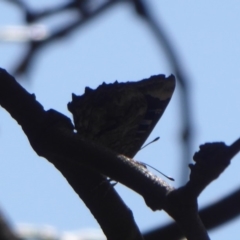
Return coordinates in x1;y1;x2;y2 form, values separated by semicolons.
1;69;240;240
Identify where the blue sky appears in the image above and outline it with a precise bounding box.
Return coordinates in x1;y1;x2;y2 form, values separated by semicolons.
0;1;240;239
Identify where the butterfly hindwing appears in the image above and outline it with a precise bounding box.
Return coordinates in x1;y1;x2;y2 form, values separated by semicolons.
68;74;175;158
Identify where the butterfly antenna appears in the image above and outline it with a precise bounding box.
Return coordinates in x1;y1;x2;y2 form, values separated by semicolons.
138;161;174;181
139;137;174;181
140;136;160;150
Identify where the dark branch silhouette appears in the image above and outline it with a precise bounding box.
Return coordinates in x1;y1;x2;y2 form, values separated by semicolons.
131;0;193;183
0;209;19;240
144;187;240;239
9;0;121;76
1;68;240;239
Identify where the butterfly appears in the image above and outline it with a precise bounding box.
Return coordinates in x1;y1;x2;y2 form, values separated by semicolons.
68;74;175;158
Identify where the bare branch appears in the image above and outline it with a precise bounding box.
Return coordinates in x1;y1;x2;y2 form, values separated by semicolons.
131;0;193;183
12;0;122;76
0;68;143;240
0;209;19;240
1;68;240;239
143;187;240;239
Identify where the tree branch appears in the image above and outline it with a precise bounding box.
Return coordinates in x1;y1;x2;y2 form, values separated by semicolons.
131;0;193;183
143;187;240;239
11;0;122;76
1;68;239;240
0;68;143;240
0;209;19;240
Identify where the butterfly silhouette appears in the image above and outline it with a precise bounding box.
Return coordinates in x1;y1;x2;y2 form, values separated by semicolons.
68;74;175;158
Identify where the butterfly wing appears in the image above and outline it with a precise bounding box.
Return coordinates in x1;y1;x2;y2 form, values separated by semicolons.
68;74;175;158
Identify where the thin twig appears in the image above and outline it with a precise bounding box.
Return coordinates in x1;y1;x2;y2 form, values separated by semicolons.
131;0;193;183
